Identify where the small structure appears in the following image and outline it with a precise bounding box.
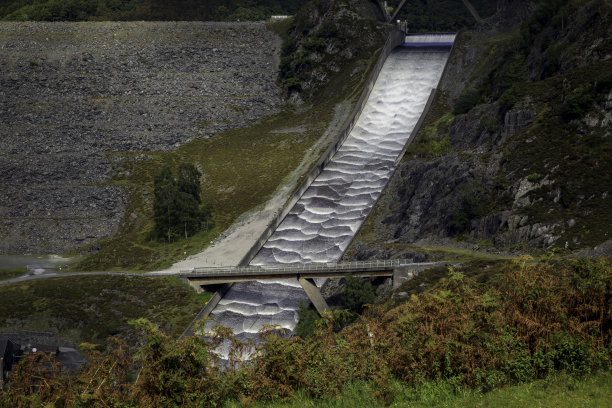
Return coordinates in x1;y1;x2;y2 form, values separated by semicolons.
0;336;22;384
0;331;85;382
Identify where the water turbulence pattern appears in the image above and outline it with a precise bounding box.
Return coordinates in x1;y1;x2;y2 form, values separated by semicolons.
207;35;454;348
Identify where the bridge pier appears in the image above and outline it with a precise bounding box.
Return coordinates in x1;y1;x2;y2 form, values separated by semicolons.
177;260;445;330
298;277;331;314
392;266;417;289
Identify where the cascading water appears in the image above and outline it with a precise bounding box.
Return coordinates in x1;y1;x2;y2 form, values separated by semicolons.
206;35;455;351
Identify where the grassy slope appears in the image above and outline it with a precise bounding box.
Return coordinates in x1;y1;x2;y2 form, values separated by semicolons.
224;371;612;407
73;18;383;272
0;275;211;345
0;268;27;280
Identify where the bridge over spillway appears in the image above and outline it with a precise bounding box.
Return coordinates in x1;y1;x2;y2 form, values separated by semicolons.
191;32;456;351
180;260;442;314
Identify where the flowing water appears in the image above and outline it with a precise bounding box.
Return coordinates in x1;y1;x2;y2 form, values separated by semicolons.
206;36;455;352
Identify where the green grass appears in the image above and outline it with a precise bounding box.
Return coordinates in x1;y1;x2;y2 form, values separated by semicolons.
0;275;211;345
75;101;342;271
404;112;453;158
0;268;27;281
223;370;612;407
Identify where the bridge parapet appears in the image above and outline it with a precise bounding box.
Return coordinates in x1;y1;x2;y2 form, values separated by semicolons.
183;258;408;277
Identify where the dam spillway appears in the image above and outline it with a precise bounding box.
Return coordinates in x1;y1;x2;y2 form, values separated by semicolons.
206;35;454;346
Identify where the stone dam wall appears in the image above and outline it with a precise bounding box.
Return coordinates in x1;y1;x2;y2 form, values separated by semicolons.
0;21;282;254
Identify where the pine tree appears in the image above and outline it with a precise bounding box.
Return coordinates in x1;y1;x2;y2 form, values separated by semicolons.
152;163;213;242
177;163;202;203
153;165;179;241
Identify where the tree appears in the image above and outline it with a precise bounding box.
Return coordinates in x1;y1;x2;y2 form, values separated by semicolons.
152;163;213;242
177;162;202;203
153;165;179;241
295;300;319;338
343;275;375;314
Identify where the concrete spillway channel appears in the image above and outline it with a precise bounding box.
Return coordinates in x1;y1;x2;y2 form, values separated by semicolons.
205;34;455;353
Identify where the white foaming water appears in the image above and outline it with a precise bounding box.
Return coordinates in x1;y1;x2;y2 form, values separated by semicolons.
206;38;453;353
404;33;456;45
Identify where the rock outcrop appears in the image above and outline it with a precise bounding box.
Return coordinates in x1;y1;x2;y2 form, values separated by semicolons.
346;0;612;258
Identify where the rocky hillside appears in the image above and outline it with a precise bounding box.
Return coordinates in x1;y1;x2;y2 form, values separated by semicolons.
278;0;388;100
0;0;309;21
347;0;611;260
0;22;282;254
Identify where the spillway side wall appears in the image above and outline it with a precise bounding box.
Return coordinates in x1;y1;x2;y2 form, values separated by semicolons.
342;37;459;258
180;282;232;339
237;28;407;268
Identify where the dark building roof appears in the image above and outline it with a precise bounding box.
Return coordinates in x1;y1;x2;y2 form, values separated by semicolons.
0;336;20;358
1;331;60;350
0;331;86;372
0;336;22;381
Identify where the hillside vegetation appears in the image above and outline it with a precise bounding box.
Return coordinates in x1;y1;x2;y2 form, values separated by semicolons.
0;275;211;345
1;258;609;406
0;0;308;21
348;0;612;260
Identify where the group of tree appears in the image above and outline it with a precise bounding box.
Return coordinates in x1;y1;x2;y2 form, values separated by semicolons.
152;162;213;242
0;0;308;21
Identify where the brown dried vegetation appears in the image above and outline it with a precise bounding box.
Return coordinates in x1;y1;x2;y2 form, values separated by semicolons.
1;258;609;407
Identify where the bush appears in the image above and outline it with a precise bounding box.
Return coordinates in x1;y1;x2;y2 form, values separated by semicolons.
343;275;375;314
2;259;609;405
527;173;540;182
561;84;595;120
295;300;319;338
447;183;487;235
153;163;214;242
453;89;481;114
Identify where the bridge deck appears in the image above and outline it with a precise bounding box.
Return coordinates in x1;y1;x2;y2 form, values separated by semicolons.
179;259;440;283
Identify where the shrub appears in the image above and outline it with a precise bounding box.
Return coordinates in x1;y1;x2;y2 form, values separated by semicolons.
295;300;319;338
527;173;540;182
343;275;376;314
561;84;595;120
453;89;481;114
2;259;609;405
447;184;487;235
479;114;499;133
152;163;214;242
